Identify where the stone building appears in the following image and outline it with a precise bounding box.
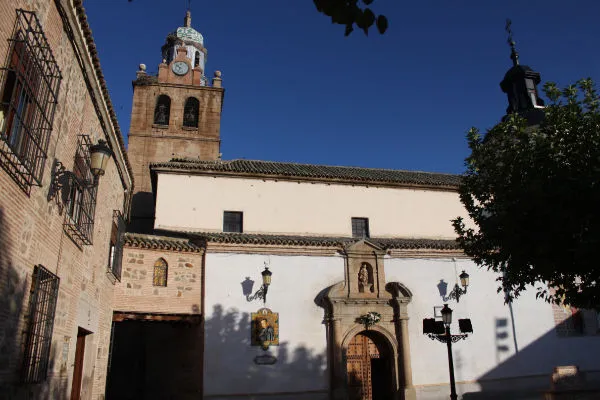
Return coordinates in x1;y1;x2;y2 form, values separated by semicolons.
0;1;133;399
109;10;600;400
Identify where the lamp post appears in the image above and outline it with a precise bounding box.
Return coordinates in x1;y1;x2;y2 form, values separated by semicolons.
246;264;272;303
423;304;473;400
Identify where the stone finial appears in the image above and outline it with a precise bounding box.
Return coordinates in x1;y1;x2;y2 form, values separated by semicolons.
212;70;222;88
136;63;147;79
184;10;192;28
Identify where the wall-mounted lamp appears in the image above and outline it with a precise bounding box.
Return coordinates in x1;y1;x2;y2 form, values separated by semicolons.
49;139;113;197
246;264;272;304
445;270;469;303
89;139;112;177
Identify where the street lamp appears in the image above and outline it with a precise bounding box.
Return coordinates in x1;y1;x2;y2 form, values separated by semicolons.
89;139;112;177
246;264;272;304
423;304;473;400
444;270;470;303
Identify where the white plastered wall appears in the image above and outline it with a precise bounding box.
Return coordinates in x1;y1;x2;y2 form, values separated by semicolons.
155;173;466;238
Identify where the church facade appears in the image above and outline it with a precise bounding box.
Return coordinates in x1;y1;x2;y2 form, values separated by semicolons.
109;10;600;400
0;3;599;400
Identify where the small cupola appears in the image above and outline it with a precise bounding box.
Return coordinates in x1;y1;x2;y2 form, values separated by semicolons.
499;20;545;125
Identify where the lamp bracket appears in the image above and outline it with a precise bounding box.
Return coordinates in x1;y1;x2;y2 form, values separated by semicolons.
426;333;469;343
443;283;467;303
246;285;268;304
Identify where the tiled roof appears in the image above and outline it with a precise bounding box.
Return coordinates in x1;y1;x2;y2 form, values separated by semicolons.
124;232;459;251
124;233;203;252
72;0;134;187
151;159;461;188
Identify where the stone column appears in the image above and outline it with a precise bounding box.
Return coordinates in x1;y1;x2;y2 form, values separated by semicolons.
331;315;347;400
400;316;416;400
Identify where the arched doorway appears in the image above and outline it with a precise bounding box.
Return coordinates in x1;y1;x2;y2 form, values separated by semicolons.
346;331;393;400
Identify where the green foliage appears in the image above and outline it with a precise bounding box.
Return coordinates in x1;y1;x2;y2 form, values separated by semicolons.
313;0;388;36
453;79;600;310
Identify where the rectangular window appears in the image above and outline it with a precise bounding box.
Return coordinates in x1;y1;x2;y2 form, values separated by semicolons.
64;135;98;246
223;211;243;233
22;265;60;383
0;10;61;194
351;217;370;238
107;210;125;281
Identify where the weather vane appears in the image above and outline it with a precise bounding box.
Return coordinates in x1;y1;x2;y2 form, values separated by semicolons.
505;18;519;66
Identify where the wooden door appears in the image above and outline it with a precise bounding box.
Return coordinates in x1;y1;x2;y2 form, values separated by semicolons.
70;328;88;400
347;333;381;400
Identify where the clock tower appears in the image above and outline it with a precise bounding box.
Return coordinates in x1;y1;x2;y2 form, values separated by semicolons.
128;10;224;232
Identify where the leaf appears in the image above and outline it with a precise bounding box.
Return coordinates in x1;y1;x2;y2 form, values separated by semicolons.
376;15;388;34
344;24;354;36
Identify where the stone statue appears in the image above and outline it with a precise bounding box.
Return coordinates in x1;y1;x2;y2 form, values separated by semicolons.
358;264;372;293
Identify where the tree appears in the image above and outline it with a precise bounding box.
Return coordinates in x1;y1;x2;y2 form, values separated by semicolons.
453;79;600;310
313;0;388;36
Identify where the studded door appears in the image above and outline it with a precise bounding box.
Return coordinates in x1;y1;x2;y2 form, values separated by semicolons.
347;333;381;400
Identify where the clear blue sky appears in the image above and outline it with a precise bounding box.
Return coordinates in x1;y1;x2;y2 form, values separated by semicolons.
85;0;600;174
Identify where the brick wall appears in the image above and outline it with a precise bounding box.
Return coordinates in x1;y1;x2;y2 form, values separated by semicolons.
0;1;131;399
113;248;203;315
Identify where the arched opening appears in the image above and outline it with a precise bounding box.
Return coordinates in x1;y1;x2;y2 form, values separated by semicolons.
153;258;168;287
153;95;171;125
194;50;201;68
346;330;393;400
183;97;199;128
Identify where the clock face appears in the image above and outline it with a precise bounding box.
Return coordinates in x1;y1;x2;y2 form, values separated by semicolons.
172;61;189;76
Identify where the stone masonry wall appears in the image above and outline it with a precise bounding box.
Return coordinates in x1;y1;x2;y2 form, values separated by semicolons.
0;2;130;399
113;248;203;315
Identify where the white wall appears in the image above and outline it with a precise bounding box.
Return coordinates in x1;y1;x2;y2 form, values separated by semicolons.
386;258;600;396
203;252;344;398
204;252;600;399
155;173;466;238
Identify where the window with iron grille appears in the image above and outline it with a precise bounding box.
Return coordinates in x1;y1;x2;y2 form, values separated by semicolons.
153;258;168;287
21;265;59;383
107;210;125;281
0;10;61;194
223;211;243;233
351;217;370;238
64;135;97;246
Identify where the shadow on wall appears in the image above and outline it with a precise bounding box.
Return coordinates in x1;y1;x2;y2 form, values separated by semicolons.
0;208;68;399
204;304;327;398
462;314;600;400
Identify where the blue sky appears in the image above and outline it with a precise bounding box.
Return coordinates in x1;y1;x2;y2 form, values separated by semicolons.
85;0;600;174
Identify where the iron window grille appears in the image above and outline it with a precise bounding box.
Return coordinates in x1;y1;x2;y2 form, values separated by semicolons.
107;210;125;281
0;9;61;194
223;211;243;233
351;217;370;238
21;265;59;383
153;258;168;287
64;135;97;246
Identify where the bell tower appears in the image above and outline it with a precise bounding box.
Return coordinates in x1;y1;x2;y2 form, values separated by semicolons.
499;19;545;125
128;10;224;232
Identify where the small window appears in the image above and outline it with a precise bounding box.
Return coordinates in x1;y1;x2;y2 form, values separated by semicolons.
22;265;59;383
64;136;98;246
153;94;171;125
183;97;199;128
223;211;243;233
0;10;62;194
153;258;168;287
351;217;370;238
194;51;201;68
107;210;125;281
